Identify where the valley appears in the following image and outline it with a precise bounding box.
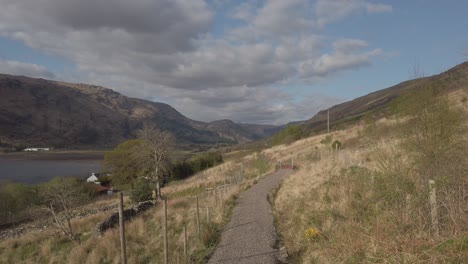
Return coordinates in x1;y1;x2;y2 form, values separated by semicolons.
0;61;466;263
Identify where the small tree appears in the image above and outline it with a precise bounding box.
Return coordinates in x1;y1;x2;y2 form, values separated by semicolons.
0;183;35;224
135;124;175;199
130;178;153;203
331;140;342;150
40;177;90;243
104;139;145;186
397;86;465;182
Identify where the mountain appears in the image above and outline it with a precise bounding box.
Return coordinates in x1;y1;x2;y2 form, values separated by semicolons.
0;74;279;149
303;61;468;132
202;119;283;143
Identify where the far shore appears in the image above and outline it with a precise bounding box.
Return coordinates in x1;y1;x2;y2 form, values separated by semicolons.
0;150;105;161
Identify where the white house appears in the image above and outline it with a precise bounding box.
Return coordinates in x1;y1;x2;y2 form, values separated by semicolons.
86;172;100;184
24;147;50;152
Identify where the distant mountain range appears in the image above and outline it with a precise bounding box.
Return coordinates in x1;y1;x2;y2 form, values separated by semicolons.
302;61;468;133
1;61;466;150
0;74;281;149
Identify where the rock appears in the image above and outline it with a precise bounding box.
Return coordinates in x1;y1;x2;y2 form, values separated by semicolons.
96;200;156;236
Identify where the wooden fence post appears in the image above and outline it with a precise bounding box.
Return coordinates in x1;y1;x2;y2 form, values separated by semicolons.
429;180;439;237
118;192;127;264
163;198;168;264
206;207;210;223
183;226;187;264
405;194;411;223
241;163;243;180
196;196;200;238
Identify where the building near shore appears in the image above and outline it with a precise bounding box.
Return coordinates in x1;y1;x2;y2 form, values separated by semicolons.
87;172;100;184
23;147;50;152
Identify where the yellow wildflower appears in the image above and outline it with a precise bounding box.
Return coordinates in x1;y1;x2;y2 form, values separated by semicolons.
305;227;319;241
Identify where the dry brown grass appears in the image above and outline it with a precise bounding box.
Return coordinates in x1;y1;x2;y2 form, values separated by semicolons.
0;149;275;263
271;103;468;263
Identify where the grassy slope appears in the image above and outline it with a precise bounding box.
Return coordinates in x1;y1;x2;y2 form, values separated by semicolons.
268;91;468;263
0;149;275;263
303;61;468;134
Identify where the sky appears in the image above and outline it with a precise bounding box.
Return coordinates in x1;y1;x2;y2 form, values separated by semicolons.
0;0;467;125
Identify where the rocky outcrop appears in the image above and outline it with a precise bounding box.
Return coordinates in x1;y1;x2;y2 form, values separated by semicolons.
0;203;119;241
96;201;156;236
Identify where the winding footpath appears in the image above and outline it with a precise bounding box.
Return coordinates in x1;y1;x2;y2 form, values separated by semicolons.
209;169;293;264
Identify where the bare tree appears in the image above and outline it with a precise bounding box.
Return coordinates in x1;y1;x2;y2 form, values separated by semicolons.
136;124;175;199
40;177;90;243
409;59;425;80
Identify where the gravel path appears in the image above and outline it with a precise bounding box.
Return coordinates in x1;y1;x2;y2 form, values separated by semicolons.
208;169;293;264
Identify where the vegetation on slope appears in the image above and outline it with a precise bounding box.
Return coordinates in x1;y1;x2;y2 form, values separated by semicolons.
269;86;468;263
0;146;276;263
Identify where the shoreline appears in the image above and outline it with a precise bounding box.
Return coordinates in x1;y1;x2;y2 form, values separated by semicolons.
0;150;105;161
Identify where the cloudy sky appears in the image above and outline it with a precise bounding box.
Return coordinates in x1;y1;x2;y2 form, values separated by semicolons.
0;0;467;124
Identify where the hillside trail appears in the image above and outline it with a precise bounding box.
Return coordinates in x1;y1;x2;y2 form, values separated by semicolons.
208;169;293;264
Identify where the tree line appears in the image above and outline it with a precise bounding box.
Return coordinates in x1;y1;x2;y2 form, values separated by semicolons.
103;125;223;202
0;176;97;242
0;124;223;242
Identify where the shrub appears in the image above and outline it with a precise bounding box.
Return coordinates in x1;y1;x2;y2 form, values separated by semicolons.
331;140;342;150
130;179;153;203
320;135;332;144
271;125;303;146
170;152;223;181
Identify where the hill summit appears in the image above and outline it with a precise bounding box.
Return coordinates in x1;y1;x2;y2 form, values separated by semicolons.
0;74;280;149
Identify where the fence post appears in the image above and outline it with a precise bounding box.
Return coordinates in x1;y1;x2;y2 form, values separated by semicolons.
163;198;168;264
429;180;439;237
118;192;127;264
196;196;200;238
241;163;243;180
405;194;411;223
206;207;210;223
183;226;187;264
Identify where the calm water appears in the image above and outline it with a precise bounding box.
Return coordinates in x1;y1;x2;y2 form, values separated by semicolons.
0;158;102;184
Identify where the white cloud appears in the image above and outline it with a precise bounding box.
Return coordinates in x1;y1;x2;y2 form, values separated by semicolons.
315;0;392;27
253;0;315;36
300;39;382;77
0;60;55;79
0;0;391;124
231;1;257;21
366;3;393;13
333;38;368;53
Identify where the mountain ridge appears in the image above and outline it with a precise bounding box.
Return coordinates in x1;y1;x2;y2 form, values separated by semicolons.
0;74;280;149
302;61;468;132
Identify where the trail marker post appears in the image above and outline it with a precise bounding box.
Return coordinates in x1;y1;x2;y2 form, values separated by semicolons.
429;180;439;237
118;192;127;264
163;198;168;264
183;226;187;264
196;196;200;238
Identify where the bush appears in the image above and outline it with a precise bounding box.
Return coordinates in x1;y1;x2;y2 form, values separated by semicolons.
0;183;37;224
170;152;223;181
104;139;145;185
331;140;342;150
271;125;303;146
320;135;332;144
130;179;153;203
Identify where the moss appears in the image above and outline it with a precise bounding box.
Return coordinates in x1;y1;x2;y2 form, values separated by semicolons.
17;243;39;260
168;186;205;199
